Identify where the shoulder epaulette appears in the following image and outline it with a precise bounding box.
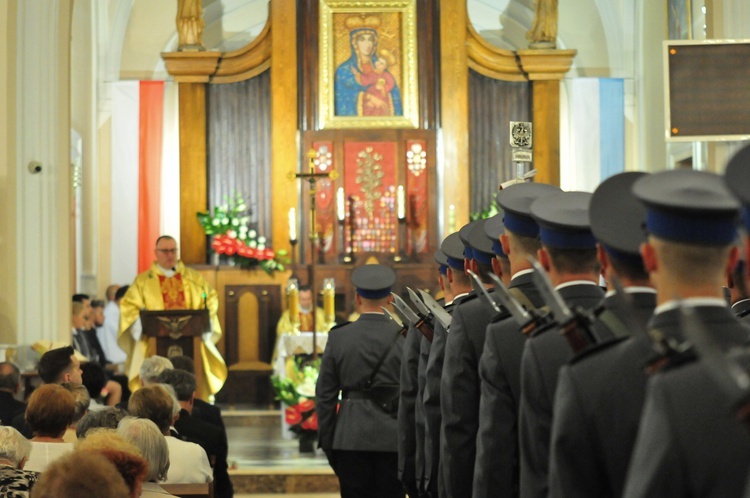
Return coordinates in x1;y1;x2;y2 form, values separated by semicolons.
329;321;351;332
569;335;629;365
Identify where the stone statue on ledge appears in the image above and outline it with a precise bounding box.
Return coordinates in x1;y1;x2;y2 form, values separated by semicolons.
527;0;558;49
177;0;206;51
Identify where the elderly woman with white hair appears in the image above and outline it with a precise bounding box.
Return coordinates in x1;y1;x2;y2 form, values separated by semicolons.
117;417;177;498
0;426;39;496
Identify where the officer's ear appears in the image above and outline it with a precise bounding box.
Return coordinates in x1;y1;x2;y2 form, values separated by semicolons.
491;256;503;279
725;245;739;286
355;293;363;306
446;267;455;284
537;248;551;273
596;244;610;280
641;242;657;275
500;234;510;256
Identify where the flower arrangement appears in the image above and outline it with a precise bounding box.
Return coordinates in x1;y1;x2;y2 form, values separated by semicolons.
196;193;287;273
272;359;320;441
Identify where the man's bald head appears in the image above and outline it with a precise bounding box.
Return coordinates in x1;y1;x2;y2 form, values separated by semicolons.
0;363;19;393
105;285;120;302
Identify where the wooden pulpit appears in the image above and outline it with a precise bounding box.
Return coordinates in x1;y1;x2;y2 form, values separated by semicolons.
140;309;209;391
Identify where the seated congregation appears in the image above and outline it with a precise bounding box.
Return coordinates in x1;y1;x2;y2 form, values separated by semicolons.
0;346;231;498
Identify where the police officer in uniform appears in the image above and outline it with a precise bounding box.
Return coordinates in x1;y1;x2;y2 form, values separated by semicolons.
620;170;750;497
518;191;612;498
399;251;448;497
474;183;559;498
440;219;504;497
547;172;657;498
316;264;404;498
423;233;472;498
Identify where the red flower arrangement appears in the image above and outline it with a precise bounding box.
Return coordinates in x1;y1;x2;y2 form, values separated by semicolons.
197;193;287;273
211;234;276;261
285;399;318;433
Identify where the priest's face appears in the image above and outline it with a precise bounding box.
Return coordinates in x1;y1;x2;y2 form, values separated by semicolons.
155;238;179;269
300;290;313;312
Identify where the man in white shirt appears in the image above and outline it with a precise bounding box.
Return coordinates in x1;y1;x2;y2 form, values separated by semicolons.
128;384;212;484
98;284;128;367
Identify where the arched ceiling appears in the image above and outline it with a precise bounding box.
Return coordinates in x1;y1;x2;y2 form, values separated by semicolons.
116;0;625;80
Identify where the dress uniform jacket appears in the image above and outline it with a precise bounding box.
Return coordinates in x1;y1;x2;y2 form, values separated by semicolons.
423;297;463;497
317;313;404;454
623;305;750;498
547;290;657;498
398;323;422;496
518;282;607;498
415;334;431;493
440;292;501;498
473;271;545;498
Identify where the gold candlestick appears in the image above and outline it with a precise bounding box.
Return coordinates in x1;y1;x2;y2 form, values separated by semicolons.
286;278;300;335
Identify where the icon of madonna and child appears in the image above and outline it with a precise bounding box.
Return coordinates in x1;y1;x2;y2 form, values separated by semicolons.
334;15;403;118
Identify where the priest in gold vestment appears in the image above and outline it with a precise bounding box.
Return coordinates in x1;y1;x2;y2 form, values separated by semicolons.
118;235;227;399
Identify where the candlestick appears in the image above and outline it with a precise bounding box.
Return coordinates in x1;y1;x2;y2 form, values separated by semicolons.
288;208;297;242
286;278;300;334
337;187;346;222
323;278;335;328
397;185;406;220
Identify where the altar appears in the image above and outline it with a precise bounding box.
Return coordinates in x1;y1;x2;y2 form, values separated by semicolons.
274;332;329;379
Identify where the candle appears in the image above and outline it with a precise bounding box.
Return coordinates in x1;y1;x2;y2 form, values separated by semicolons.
448;204;456;233
287;278;300;327
397;185;406;220
337;188;346;222
288;208;297;241
323;278;335;326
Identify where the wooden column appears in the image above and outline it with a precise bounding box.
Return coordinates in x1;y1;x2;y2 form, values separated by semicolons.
162;51;221;264
271;0;298;252
517;50;576;187
440;0;469;235
178;83;208;264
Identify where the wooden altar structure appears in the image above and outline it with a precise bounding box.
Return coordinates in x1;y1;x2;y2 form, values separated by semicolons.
165;0;575;403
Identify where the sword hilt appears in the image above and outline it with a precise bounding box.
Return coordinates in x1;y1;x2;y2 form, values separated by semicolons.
415;318;434;342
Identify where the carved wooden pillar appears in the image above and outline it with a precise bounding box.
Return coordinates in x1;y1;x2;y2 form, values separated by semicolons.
517;50;576;187
440;0;469;235
162;52;221;264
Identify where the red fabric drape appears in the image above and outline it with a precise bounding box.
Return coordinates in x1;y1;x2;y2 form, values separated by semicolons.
137;81;165;272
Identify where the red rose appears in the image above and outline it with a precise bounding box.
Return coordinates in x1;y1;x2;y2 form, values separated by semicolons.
285;407;302;425
225;245;236;256
246;248;257;259
301;412;318;431
264;249;275;260
297;400;315;413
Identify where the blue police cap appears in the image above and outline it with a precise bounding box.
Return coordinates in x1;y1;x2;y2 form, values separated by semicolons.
458;221;480;260
468;219;496;265
496;183;561;238
633;169;739;246
440;233;466;270
590;172;648;267
434;249;449;276
531;191;596;249
351;264;396;299
483;213;508;258
724;144;750;232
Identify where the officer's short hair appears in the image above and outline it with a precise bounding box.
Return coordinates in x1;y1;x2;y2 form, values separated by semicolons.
546;247;600;275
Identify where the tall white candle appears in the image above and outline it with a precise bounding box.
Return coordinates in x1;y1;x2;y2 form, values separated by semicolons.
448;204;456;233
397;185;406;220
337;187;346;222
289;207;297;241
